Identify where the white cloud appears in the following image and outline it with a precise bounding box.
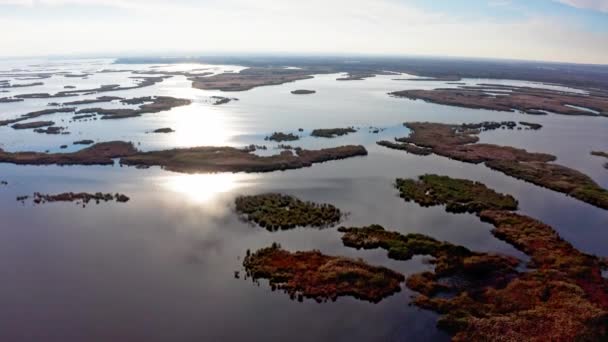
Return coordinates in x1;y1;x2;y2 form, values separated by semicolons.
553;0;608;12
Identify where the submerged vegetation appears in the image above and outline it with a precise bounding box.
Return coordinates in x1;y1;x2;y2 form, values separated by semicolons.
243;243;404;303
235;193;341;230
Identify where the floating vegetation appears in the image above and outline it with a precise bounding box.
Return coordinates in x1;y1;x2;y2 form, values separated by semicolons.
243;243;404;303
235;193;341;230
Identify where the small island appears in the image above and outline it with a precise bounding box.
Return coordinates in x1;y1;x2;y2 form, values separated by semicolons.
395;174;518;213
243;243;404;303
311;127;357;138
152;127;175;133
235;193;341;230
11;121;55;130
22;192;129;206
265;132;299;142
73;140;95;145
291;89;316;95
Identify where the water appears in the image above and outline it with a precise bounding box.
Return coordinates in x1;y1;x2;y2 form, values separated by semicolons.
0;58;606;341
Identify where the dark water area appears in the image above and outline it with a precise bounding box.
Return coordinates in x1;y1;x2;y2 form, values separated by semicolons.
0;59;606;341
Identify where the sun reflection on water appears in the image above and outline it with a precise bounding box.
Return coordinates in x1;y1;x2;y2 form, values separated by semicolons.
161;172;256;204
166;104;241;148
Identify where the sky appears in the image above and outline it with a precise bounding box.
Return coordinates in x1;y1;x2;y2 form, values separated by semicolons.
0;0;607;64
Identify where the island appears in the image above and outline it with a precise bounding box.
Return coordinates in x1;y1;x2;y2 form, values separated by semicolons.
243;243;404;303
11;121;55;130
0;142;368;173
390;85;608;116
291;89;316;95
264;132;299;142
152;128;175;133
377;121;608;209
310;127;357;138
235;193;341;230
22;192;129;206
73;96;191;120
190;67;316;92
337;175;608;341
120;145;368;173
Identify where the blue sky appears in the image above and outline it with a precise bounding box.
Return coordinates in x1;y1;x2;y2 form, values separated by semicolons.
0;0;607;64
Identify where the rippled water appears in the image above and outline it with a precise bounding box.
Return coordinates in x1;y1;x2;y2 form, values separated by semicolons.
0;58;606;341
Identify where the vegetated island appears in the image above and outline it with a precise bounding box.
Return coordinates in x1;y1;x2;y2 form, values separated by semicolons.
348;174;608;341
0;82;43;89
120;145;368;173
0;97;24;103
190;67;316;92
291;89;316;95
11;121;55;130
336;73;376;81
73;140;95;145
338;224;519;294
0;141;368;173
21;192;129;206
151;128;174;134
62;96;123;105
243;243;404;303
377;121;608;210
265;132;299;142
390;85;608;116
35;126;68;135
74;96;191;120
0;141;138;166
13;76;169;99
235;193;341;231
311;127;357;138
393;76;462;82
0;107;76;127
395;174;518;213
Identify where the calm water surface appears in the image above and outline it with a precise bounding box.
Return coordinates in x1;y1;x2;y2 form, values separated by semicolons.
0;59;606;341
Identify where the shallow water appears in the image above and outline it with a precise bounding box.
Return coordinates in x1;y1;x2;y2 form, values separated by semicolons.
0;59;606;341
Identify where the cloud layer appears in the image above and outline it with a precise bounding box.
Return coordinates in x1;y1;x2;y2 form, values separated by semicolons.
554;0;608;12
0;0;607;64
